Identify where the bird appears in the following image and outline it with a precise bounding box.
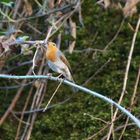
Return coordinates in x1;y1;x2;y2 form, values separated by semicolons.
45;42;77;92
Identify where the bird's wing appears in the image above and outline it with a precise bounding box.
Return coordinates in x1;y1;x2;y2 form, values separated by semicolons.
47;60;61;73
57;50;72;71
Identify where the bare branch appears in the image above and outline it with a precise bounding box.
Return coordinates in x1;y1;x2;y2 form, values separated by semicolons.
107;15;140;140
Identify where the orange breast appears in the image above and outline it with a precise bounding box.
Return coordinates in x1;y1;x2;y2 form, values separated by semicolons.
46;46;57;62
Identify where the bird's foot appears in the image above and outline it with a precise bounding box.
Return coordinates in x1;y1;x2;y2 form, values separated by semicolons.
47;73;52;76
46;73;53;79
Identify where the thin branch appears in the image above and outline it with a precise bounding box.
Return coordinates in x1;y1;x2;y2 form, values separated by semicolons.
32;45;40;75
9;40;44;46
7;60;32;73
15;87;33;140
0;3;76;23
0;74;140;128
83;58;111;86
119;65;140;140
44;27;53;44
43;79;63;112
87;124;109;140
11;112;30;125
0;8;15;22
21;59;47;140
0;82;33;90
107;15;140;140
101;123;135;140
104;18;125;51
84;113;109;124
87;114;123;140
0;69;32;125
13;96;73;115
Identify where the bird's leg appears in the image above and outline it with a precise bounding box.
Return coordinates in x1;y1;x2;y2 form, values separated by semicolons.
46;73;53;80
46;73;63;79
47;73;52;76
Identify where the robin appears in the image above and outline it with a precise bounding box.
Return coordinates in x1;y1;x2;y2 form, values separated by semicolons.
45;42;77;92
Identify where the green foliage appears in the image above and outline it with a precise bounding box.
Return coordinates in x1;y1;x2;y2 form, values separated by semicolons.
0;0;140;139
0;121;16;140
32;98;110;140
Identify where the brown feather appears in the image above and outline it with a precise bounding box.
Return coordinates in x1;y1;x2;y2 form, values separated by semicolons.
59;52;72;71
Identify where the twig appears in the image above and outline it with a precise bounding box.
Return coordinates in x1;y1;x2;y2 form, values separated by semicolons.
9;40;44;46
56;32;62;49
21;59;47;140
104;18;125;51
44;27;53;44
0;8;15;22
0;69;32;126
8;15;70;47
107;15;140;140
101;123;135;140
87;124;109;140
0;74;140;128
84;113;109;124
64;48;103;53
11;112;30;125
47;0;81;39
26;23;42;35
15;87;33;140
34;0;42;7
78;0;84;27
83;58;111;86
111;104;115;140
43;79;63;112
0;4;76;23
24;84;46;140
119;65;140;140
13;0;22;19
87;114;123;140
13;96;73;115
7;60;32;73
0;81;33;90
32;45;40;75
7;2;81;48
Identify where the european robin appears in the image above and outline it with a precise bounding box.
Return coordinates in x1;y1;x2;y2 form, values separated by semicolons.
45;42;77;92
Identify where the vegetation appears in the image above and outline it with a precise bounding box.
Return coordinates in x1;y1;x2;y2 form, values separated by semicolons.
0;0;140;139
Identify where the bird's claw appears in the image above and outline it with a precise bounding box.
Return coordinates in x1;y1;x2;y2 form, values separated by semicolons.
47;73;52;77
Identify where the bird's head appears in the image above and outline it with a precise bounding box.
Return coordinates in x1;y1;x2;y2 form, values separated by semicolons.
47;42;57;49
